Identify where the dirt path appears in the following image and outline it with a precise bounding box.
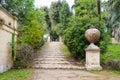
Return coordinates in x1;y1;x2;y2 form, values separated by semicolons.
32;42;120;80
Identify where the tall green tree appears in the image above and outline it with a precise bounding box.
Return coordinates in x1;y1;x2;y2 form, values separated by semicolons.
58;0;71;35
49;0;62;41
17;9;44;49
44;7;51;33
49;0;71;40
49;0;61;25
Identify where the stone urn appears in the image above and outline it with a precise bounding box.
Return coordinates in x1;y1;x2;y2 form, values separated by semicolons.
85;27;100;44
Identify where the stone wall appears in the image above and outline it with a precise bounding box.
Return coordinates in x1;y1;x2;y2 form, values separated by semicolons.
0;5;18;73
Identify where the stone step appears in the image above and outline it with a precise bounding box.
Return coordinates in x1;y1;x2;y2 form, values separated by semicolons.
33;64;85;70
34;58;66;61
32;42;85;70
35;56;66;58
34;61;71;64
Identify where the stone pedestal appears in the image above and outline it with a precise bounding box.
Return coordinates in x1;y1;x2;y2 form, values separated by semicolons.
85;43;102;70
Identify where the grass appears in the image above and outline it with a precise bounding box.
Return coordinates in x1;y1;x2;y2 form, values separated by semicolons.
61;43;71;57
101;44;120;62
89;70;120;76
0;69;33;80
100;44;120;74
105;44;120;59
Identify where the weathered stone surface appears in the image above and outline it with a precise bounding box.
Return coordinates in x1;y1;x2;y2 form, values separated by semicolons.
32;42;85;70
0;5;18;73
85;27;102;70
85;27;100;43
85;43;102;70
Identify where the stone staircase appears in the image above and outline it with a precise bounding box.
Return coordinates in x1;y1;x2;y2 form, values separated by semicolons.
32;42;85;70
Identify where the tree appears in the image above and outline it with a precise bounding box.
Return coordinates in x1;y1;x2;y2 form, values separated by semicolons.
48;0;72;40
49;0;62;41
0;0;34;24
58;0;72;35
49;0;61;25
104;0;120;41
17;9;44;49
43;7;52;33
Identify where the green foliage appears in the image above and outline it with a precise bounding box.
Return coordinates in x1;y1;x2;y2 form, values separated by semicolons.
59;0;71;32
56;0;71;35
1;0;34;23
61;43;71;57
54;23;63;35
11;33;15;60
37;7;50;32
48;0;71;40
101;44;120;70
105;0;120;28
101;44;120;62
14;44;34;68
104;0;120;41
49;0;62;40
1;0;45;49
0;69;33;80
49;0;61;25
50;30;59;41
17;10;44;49
63;0;109;59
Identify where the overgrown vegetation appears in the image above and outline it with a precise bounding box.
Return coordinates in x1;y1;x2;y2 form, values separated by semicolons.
0;69;33;80
101;44;120;70
61;43;71;57
14;44;34;68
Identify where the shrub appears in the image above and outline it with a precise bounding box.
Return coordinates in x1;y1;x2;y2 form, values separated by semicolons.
63;16;109;59
62;0;110;59
106;59;120;70
34;38;44;50
14;44;34;68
